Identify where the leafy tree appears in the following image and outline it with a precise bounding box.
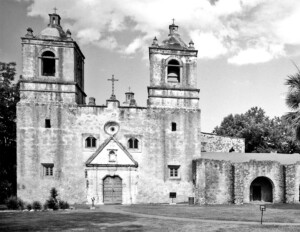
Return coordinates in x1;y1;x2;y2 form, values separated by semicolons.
267;117;300;154
0;62;19;203
284;67;300;140
213;107;300;153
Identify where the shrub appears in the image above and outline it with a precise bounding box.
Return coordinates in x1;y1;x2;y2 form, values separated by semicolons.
26;203;32;211
5;196;25;210
45;188;68;210
32;201;42;210
46;198;59;210
50;188;58;199
59;200;69;209
46;188;59;210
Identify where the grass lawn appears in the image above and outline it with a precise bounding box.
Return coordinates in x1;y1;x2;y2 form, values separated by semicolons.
120;203;300;223
0;204;300;231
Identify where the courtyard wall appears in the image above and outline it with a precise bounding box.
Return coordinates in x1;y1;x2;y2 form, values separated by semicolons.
201;133;245;153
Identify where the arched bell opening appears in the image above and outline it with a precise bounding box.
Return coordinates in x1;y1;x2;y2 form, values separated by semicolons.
167;59;181;83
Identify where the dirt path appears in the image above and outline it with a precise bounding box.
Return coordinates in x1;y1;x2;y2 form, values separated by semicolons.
98;205;300;226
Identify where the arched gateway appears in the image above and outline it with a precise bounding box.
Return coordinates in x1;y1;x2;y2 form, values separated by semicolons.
250;177;273;202
103;176;122;204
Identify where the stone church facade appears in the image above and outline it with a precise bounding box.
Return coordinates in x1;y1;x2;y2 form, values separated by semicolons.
17;12;300;205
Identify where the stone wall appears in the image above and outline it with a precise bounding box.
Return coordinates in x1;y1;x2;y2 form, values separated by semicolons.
194;159;286;205
201;132;245;153
17;100;201;204
285;162;300;203
234;160;284;204
193;159;233;204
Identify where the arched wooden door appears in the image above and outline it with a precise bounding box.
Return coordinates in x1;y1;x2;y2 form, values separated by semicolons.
103;176;122;204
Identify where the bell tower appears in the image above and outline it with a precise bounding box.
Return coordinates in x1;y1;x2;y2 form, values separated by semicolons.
20;11;86;104
148;22;199;109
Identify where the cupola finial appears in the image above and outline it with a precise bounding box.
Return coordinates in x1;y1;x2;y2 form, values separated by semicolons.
48;8;61;26
169;19;178;36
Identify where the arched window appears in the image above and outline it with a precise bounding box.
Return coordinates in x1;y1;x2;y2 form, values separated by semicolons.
128;138;139;149
41;51;56;76
167;59;181;83
171;122;177;131
85;136;96;148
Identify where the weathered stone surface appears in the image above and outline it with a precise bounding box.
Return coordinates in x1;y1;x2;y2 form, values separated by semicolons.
285;162;300;203
18;12;300;206
193;159;233;204
234;160;284;204
201;133;245;153
194;158;287;205
17;17;201;204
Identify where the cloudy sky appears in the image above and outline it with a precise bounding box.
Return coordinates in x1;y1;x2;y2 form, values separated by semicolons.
1;0;300;132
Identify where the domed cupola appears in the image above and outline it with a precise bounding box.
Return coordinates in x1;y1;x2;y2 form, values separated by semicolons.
159;21;189;50
37;11;69;40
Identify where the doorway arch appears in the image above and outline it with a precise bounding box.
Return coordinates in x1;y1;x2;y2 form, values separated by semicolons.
103;176;122;204
250;176;273;202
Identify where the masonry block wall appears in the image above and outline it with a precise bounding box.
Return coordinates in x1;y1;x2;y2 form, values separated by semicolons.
201;133;245;153
285;162;300;203
194;159;287;205
193;159;233;204
234;160;284;204
17;100;201;204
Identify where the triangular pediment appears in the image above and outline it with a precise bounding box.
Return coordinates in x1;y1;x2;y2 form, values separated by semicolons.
86;137;138;167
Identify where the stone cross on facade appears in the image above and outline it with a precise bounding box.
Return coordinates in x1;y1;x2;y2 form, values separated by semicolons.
53;7;57;14
107;75;119;100
172;18;175;25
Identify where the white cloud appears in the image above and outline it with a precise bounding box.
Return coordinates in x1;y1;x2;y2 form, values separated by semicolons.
26;0;300;65
123;38;143;55
190;31;227;59
77;28;101;44
228;48;273;65
97;36;118;50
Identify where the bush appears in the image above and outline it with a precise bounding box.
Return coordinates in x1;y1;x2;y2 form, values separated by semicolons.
50;188;58;199
46;198;59;210
32;201;42;210
45;188;68;210
59;200;69;209
26;203;32;211
5;196;25;210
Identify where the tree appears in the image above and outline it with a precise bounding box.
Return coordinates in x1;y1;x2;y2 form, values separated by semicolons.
0;62;19;203
284;67;300;141
213;107;300;153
